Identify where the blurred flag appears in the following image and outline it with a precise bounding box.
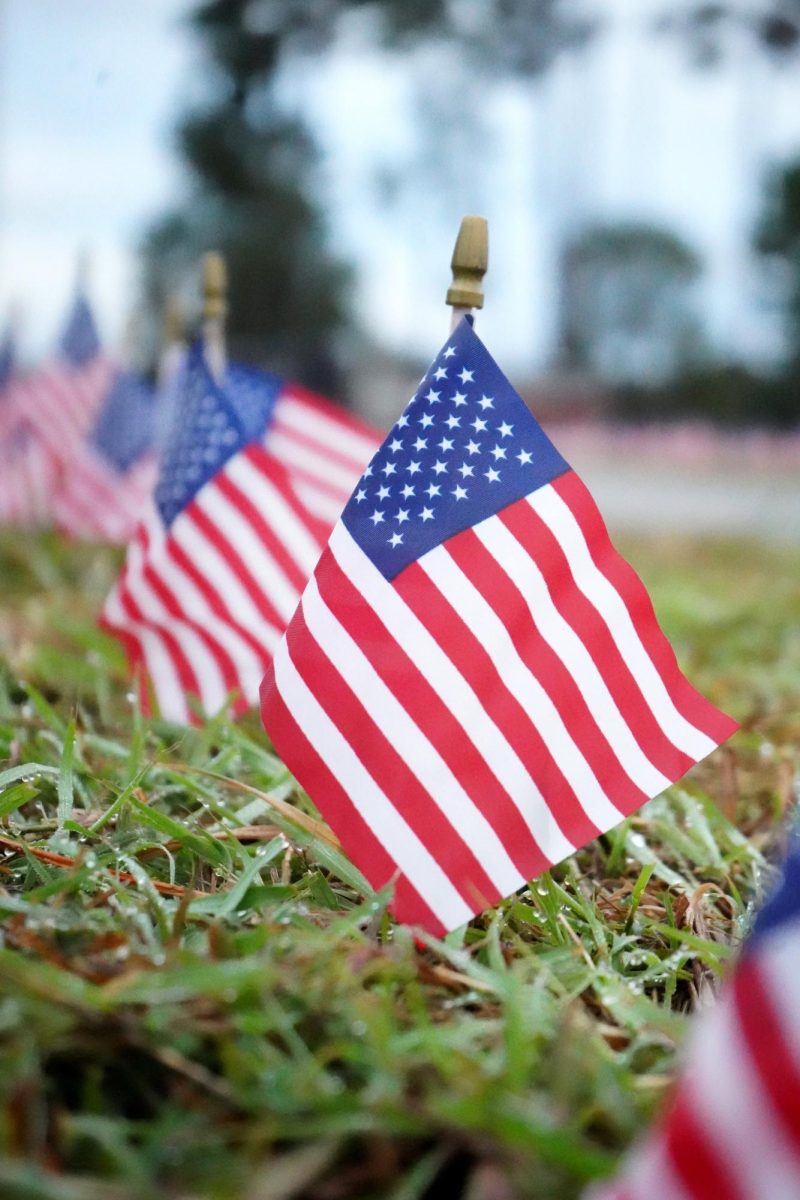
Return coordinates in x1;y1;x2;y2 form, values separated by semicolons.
0;425;59;527
0;325;14;392
53;368;158;543
21;292;113;466
587;835;800;1200
101;341;381;722
259;318;737;935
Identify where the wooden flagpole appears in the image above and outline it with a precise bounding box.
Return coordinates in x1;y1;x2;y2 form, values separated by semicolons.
446;215;489;332
157;294;187;389
201;251;227;382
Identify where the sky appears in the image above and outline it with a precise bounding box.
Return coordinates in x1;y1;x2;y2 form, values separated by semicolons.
3;0;800;374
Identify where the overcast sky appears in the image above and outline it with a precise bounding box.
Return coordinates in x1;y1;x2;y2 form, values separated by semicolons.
3;0;800;373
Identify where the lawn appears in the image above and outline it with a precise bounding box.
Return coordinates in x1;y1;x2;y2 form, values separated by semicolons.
0;529;797;1200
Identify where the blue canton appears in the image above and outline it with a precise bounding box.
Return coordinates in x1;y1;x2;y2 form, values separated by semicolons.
91;370;156;472
0;328;14;391
58;294;101;366
341;318;570;581
154;343;279;527
748;833;800;951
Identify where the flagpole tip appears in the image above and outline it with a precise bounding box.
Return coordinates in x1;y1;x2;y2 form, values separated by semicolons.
201;251;227;321
446;216;488;311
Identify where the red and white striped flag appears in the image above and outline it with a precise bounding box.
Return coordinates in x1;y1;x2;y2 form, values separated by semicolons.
587;839;800;1200
259;318;737;934
0;422;58;527
101;343;381;722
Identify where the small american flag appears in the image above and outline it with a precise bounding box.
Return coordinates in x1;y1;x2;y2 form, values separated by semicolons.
259;318;737;934
54;368;158;543
588;837;800;1200
101;342;381;722
0;423;58;527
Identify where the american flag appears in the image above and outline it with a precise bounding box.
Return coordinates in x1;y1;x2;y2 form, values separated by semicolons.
54;368;158;543
588;837;800;1200
259;318;737;935
0;423;58;527
101;342;381;722
21;293;113;467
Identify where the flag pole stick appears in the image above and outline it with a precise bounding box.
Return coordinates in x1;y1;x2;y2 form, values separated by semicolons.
446;215;489;333
201;251;227;382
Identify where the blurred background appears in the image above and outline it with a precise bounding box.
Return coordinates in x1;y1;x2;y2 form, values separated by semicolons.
1;0;799;540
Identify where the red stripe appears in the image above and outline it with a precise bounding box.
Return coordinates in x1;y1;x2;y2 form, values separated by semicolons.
554;472;737;746
734;955;800;1151
392;555;601;852
315;549;549;884
276;384;381;446
284;600;503;916
447;525;650;813
502;499;697;781
663;1090;747;1200
260;650;447;935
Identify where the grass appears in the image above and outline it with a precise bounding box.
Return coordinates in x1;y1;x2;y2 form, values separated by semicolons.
0;529;797;1200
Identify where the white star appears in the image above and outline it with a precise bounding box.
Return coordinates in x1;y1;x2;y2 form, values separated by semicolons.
517;449;533;465
413;436;428;451
355;487;367;502
457;462;474;478
444;414;461;430
452;484;468;500
370;509;385;524
395;508;410;524
419;413;434;428
376;484;391;500
443;345;456;359
425;388;441;404
407;460;422;475
437;436;454;452
465;439;481;456
420;506;435;522
397;413;410;428
401;483;415;499
364;464;373;477
458;367;474;383
484;467;501;482
451;390;467;407
388;437;403;453
497;421;513;438
389;531;404;548
433;366;448;380
490;445;507;461
382;461;397;475
432;459;448;475
478;394;494;410
426;482;442;498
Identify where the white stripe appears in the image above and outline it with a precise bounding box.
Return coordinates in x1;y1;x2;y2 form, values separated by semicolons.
274;395;379;464
225;453;323;575
293;479;348;525
605;1137;694;1200
195;486;300;622
121;534;230;712
138;513;267;706
268;430;364;493
273;636;473;930
103;584;189;723
686;986;800;1199
329;523;576;864
759;924;800;1063
302;576;525;896
476;516;672;796
422;544;625;832
528;488;716;761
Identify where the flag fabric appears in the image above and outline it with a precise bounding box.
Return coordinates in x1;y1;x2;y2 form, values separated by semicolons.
0;423;59;526
587;836;800;1200
259;317;737;935
101;342;382;722
53;368;158;543
21;293;113;467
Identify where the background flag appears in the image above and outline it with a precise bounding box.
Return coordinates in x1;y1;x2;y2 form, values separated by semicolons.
53;368;158;543
587;835;800;1200
260;317;737;935
101;342;381;722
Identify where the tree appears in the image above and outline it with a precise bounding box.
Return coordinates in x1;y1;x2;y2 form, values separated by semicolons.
556;222;706;384
140;1;599;385
756;157;800;373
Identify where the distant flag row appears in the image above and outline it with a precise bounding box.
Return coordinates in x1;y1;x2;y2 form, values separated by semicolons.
0;237;736;934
